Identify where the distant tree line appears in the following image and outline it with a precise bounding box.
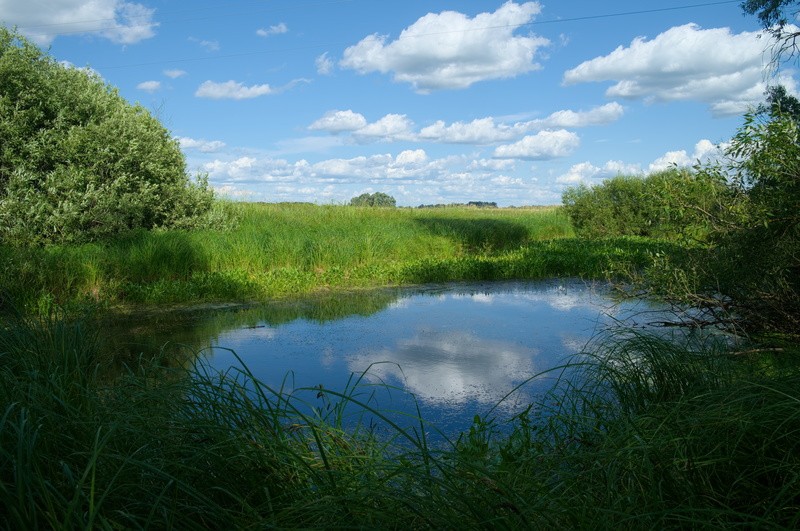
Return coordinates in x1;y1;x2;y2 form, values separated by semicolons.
417;201;498;209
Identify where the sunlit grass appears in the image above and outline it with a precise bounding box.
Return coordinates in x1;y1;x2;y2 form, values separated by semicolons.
2;202;607;312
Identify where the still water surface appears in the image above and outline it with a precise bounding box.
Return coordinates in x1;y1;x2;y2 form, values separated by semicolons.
111;280;665;434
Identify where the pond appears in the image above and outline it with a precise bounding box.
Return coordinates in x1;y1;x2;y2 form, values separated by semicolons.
106;279;670;436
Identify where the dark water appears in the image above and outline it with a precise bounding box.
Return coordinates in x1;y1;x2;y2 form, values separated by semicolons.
106;279;668;435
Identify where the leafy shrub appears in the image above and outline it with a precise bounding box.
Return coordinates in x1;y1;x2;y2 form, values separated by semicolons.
0;27;214;245
589;108;800;334
691;111;800;333
349;192;396;207
562;169;729;241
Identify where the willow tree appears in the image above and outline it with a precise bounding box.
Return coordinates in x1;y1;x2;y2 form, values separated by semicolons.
0;27;214;244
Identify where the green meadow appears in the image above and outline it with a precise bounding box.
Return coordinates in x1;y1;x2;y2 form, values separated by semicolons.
0;203;674;313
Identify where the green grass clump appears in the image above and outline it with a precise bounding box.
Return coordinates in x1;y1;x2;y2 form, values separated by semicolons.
2;314;798;528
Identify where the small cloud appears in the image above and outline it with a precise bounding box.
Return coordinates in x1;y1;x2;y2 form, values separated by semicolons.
556;160;641;184
136;80;161;93
195;78;308;99
164;69;187;79
309;110;368;132
189;37;220;52
396;149;427;165
177;137;226;153
648;139;724;172
256;22;288;37
353;114;415;142
195;80;273;99
316;52;334;75
529;102;624;129
494;130;580;160
419;117;518;144
59;61;101;78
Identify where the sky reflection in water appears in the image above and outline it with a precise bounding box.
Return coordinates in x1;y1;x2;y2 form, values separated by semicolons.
197;280;658;431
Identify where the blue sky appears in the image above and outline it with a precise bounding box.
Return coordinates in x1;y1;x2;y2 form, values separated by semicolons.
2;0;795;205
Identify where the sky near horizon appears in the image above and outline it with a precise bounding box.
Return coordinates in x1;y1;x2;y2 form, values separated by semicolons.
1;0;796;206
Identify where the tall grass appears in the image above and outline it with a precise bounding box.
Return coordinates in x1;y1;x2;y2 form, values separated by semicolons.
1;203;603;312
1;203;689;314
2;313;797;528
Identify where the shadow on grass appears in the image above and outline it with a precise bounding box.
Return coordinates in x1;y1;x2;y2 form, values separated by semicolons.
399;237;690;284
112;229;212;283
414;217;530;252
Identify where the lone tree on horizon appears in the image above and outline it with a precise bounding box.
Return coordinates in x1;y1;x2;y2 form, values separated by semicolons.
349;192;397;207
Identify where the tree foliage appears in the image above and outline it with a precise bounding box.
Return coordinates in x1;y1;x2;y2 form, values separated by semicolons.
349;192;396;207
756;84;800;122
0;27;214;245
742;0;798;28
741;0;800;63
709;110;800;331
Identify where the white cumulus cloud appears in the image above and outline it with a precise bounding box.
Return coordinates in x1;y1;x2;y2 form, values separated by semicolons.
395;149;428;165
256;23;288;37
494;130;580;160
196;80;273;99
340;1;549;92
136;80;161;93
2;0;157;45
648;139;723;172
419;118;520;144
177;137;226;153
417;103;623;144
310;103;621;145
308;110;368;132
563;23;779;116
528;102;625;129
353;114;416;142
556;160;642;185
194;80;310;100
204;156;258;179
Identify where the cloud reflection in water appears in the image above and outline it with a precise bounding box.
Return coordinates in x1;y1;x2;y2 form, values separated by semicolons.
350;328;538;409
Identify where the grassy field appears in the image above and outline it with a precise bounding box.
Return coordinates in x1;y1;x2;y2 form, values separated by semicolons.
0;203;678;314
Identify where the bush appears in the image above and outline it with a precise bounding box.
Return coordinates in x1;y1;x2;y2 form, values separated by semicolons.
0;27;214;245
691;111;800;333
562;169;729;241
349;192;396;207
576;108;800;334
